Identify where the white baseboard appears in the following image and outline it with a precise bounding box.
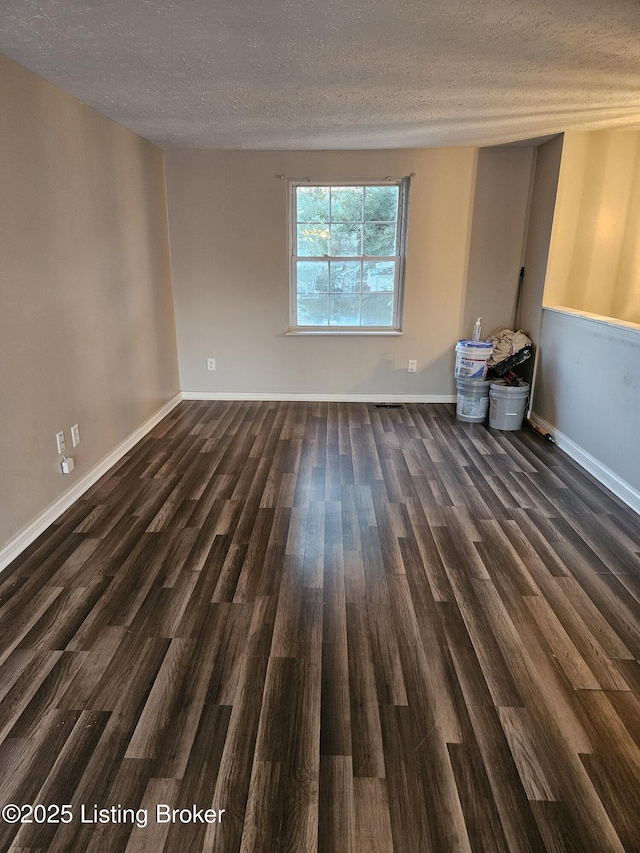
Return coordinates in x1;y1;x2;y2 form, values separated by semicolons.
181;391;457;403
529;413;640;515
0;394;183;572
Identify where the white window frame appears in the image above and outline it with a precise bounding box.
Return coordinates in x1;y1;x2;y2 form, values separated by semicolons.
287;178;410;334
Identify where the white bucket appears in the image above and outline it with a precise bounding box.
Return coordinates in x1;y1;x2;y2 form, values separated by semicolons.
455;340;493;380
489;380;529;431
456;378;491;423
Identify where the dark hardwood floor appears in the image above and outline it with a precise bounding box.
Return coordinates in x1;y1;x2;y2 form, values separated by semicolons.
1;400;639;852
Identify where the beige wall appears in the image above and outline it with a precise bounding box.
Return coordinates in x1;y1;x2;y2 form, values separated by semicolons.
462;147;535;338
165;147;533;397
0;55;180;552
544;130;640;324
519;135;563;350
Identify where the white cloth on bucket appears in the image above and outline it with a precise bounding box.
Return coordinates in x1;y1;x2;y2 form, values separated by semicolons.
485;328;532;366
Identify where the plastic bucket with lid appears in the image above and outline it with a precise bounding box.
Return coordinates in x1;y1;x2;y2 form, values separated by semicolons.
456;378;491;423
489;380;529;431
455;340;493;380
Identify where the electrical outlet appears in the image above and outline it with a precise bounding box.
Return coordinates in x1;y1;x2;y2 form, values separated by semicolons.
408;360;417;373
71;424;81;447
56;431;66;454
207;358;216;371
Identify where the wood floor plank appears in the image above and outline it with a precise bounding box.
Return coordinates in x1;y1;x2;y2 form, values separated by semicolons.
360;528;408;707
276;628;323;850
0;650;63;742
318;755;356;853
465;703;547;852
353;778;394;853
163;703;232;853
203;652;270;853
496;706;559;802
0;709;83;851
579;752;640;852
238;759;284;853
447;734;511;852
345;603;386;778
0;400;638;852
387;572;462;744
125;637;195;760
529;801;589;853
523;595;601;690
7;650;85;738
503;520;635;666
10;709;111;851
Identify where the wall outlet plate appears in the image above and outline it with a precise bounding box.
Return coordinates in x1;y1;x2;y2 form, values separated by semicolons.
56;431;66;454
408;360;417;373
71;424;80;447
207;358;216;371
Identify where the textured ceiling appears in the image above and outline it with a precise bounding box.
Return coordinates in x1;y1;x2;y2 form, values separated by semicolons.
2;0;640;149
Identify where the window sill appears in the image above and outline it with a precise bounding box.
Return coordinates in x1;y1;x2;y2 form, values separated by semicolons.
286;328;404;336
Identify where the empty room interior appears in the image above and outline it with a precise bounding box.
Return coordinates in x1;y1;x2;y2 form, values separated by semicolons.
1;1;640;851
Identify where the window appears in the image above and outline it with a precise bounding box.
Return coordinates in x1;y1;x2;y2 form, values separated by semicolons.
289;179;410;333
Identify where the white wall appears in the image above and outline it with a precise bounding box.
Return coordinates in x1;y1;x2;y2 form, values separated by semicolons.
534;309;640;503
165;147;534;399
0;55;180;555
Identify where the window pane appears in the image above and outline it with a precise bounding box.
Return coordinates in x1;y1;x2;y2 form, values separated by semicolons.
297;186;330;223
364;185;399;222
330;223;362;256
297;261;329;293
297;295;329;326
330;295;360;326
330;261;361;293
363;222;396;256
297;224;329;257
331;186;363;221
362;293;394;326
363;261;395;292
